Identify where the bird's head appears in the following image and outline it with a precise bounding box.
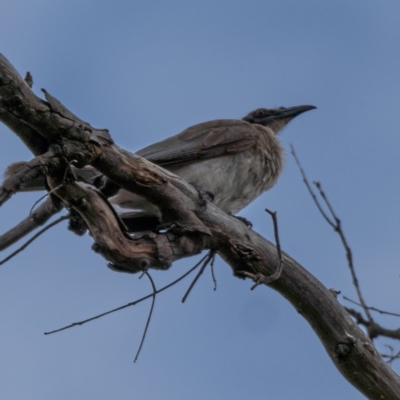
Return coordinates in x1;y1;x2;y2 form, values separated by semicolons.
242;105;316;134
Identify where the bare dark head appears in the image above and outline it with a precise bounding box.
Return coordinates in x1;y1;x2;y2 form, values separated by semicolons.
242;105;316;134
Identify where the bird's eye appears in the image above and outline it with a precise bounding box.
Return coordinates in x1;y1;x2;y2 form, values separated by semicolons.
254;110;265;118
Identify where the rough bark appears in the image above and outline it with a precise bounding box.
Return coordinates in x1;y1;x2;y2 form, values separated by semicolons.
1;53;399;399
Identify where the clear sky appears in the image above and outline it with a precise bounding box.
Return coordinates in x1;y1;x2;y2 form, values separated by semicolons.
1;1;400;398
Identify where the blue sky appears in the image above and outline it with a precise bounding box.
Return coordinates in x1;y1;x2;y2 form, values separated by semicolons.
1;1;400;398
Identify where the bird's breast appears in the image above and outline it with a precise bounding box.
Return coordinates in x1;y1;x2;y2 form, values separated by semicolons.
169;135;284;214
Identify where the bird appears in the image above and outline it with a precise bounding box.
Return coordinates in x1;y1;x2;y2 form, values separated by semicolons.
111;105;315;223
3;105;316;230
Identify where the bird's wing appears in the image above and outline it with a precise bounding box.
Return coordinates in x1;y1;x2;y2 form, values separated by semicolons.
3;120;259;190
136;119;260;166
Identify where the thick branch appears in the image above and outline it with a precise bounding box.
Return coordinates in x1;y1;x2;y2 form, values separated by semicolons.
0;196;62;250
0;55;49;155
0;53;399;399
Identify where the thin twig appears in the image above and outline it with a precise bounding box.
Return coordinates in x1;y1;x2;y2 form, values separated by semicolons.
28;182;66;216
238;209;284;290
0;215;69;265
29;193;50;216
134;271;156;362
290;145;335;228
382;345;400;365
265;208;283;265
210;254;217;291
291;145;373;323
24;71;33;88
29;160;76;216
313;181;372;322
181;250;215;303
44;253;209;335
343;296;400;318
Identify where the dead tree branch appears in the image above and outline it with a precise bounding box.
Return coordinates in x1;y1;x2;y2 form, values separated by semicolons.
1;54;400;399
0;196;62;250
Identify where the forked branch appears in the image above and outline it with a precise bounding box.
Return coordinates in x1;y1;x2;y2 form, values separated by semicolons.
1;54;399;398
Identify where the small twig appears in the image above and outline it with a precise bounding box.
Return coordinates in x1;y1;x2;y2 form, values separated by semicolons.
181;250;215;303
44;253;209;335
314;182;337;221
29;192;51;216
134;271;156;363
28;160;77;216
344;307;400;341
290;145;335;228
265;208;283;266
24;71;33;88
381;354;400;365
237;270;279;289
382;345;400;365
210;254;217;291
0;215;69;265
28;183;66;216
314;181;372;322
343;296;400;318
239;208;283;290
291;145;373;323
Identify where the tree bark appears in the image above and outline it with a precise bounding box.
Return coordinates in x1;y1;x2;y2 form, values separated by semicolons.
1;53;399;399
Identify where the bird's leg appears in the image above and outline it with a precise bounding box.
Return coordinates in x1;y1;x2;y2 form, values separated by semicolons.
93;175;121;198
228;213;253;228
189;182;214;210
68;209;88;236
121;215;161;233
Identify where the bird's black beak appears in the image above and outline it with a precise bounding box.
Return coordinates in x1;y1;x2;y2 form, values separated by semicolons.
259;105;316;124
242;105;316;125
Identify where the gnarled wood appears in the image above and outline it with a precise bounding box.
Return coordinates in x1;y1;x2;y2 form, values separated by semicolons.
1;53;399;399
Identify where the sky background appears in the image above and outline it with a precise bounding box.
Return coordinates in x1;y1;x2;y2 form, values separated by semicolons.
1;1;400;399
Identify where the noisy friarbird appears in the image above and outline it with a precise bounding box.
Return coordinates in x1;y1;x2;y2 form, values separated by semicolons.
4;105;316;231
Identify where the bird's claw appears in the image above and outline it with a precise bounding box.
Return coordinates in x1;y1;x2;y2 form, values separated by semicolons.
229;213;253;228
190;182;214;210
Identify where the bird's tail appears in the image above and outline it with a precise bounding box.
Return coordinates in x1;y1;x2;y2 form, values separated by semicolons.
3;161;46;191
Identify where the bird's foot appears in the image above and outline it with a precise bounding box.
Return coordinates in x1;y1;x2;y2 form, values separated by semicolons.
68;210;88;236
190;182;214;210
229;213;253;228
97;177;120;198
121;215;161;233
